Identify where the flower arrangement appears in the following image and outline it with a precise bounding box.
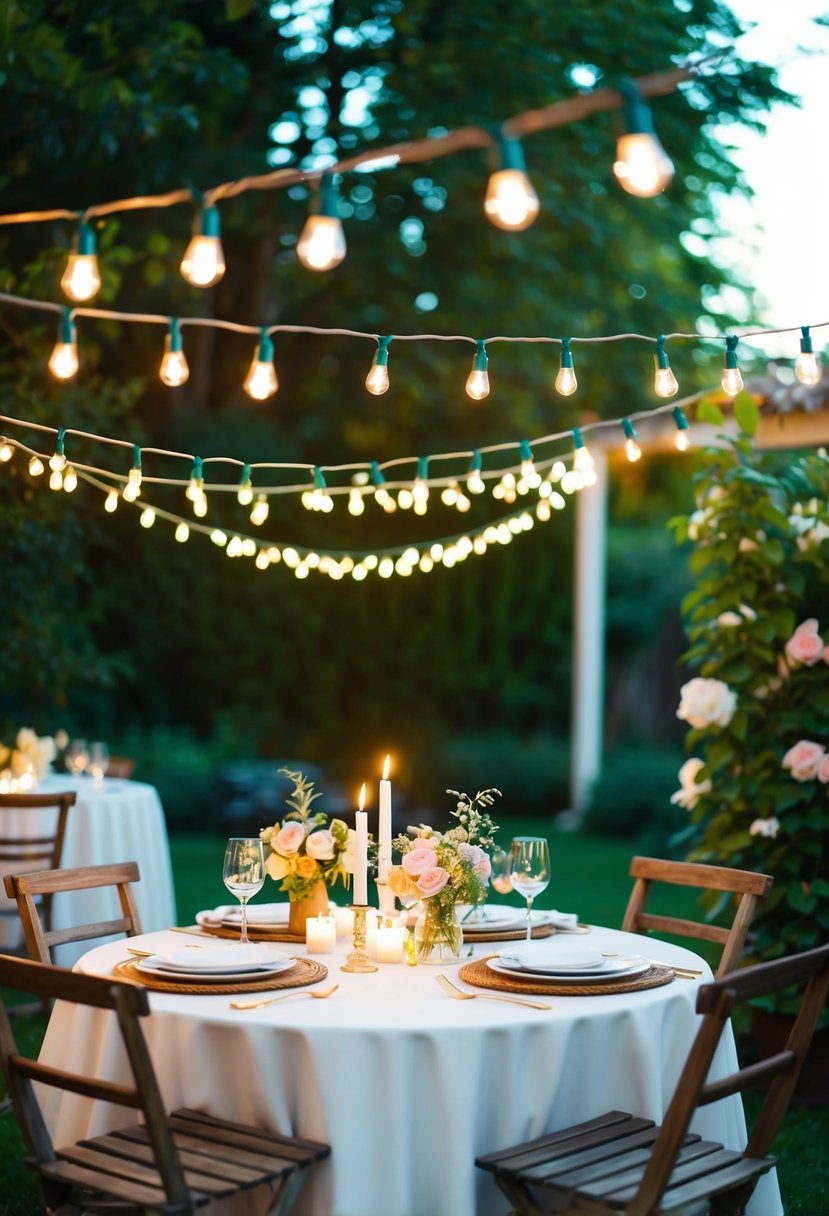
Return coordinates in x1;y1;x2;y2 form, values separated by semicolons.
0;728;56;792
669;408;829;1012
259;769;354;900
388;788;500;961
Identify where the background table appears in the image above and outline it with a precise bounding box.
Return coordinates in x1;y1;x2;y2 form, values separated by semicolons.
37;923;782;1216
0;774;176;964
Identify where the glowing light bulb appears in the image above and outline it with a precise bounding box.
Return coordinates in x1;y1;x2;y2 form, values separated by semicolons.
297;176;346;271
0;440;13;462
180;205;225;287
721;337;743;397
49;470;63;491
412;471;430;505
676;430;690;452
186;460;204;502
555;339;577;396
796;328;821;386
104;490;119;512
613;132;673;197
48;309;79;380
49;452;66;473
673;406;691;452
622;418;641;462
572;429;595;483
62;465;78;492
192;496;208;518
237;470;254;506
366;336;392;394
244;331;278;401
484;136;539;230
160;320;189;387
255;550;270;570
122;480;140;503
466;340;489;400
175;522;190;543
139;507;155;528
441;482;459;506
348;488;365;516
654;365;678;397
250;494;269;526
61;222;101;301
28;456;44;476
467;453;486;494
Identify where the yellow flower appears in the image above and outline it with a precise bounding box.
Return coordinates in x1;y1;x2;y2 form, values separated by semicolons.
388;865;417;898
265;852;290;881
295;855;318;879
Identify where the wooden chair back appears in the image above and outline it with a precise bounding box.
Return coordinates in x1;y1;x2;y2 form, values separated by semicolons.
107;756;135;779
621;856;773;976
3;862;143;964
0;791;75;948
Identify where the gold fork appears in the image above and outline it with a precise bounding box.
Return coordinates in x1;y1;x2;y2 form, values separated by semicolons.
230;984;339;1010
435;974;550;1011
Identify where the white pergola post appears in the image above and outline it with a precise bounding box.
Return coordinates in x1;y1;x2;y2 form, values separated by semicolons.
569;446;608;818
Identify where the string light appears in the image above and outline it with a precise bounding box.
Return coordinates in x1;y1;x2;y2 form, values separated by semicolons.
568;427;597;490
555;338;577;396
467;451;486;495
466;340;490;400
61;220;101;302
186;456;205;504
48;308;78;380
0;439;12;463
484;132;539;231
795;326;821;386
244;329;279;401
48;428;67;473
371;461;396;512
412;457;430;516
175;521;190;543
122;444;142;503
612;78;674;198
62;465;78;492
237;465;254;506
365;335;393;395
139;506;156;528
296;175;346;271
621;417;642;462
518;440;541;490
653;334;679;397
721;334;743;397
250;494;269;526
180;204;225;288
28;455;44;476
104;489;119;512
673;405;690;451
348;487;365;516
159;319;189;387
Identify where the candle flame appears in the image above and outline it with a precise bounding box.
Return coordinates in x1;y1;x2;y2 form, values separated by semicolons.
358;782;366;811
382;753;390;780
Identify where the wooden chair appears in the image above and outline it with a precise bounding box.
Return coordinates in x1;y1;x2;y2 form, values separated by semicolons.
0;954;330;1215
477;943;829;1216
3;861;143;964
107;755;136;779
621;857;774;977
0;791;75;951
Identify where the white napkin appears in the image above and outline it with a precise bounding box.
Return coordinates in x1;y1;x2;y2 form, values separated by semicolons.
545;909;579;930
155;944;290;972
197;902;291;925
498;944;603;972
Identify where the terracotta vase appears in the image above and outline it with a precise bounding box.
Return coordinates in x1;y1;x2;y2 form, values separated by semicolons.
288;879;330;935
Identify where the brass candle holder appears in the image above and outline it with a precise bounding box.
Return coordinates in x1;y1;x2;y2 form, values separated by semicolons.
341;904;378;973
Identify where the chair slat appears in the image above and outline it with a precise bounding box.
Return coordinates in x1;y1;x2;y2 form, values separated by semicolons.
655;1155;774;1211
171;1107;332;1157
58;1142;228;1197
518;1123;663;1182
117;1122;308;1173
582;1142;729;1201
87;1131;275;1186
477;1110;637;1170
38;1159;176;1207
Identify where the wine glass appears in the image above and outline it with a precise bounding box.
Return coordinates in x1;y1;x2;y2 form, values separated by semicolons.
509;836;551;941
222;838;265;945
66;739;89;776
489;847;513;896
89;741;109;785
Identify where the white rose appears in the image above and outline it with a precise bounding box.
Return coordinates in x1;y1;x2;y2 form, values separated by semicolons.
669;758;712;811
677;678;737;729
306;829;335;861
749;817;780;839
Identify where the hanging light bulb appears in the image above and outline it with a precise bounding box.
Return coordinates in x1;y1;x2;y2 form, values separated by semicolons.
612;78;674;198
62;465;78;492
186;457;204;502
180;204;225;287
572;427;596;486
653;335;678;397
139;507;156;528
518;440;541;489
441;481;459;507
484;133;539;231
123;445;143;500
237;465;254;506
621;417;642;462
48;308;79;380
466;340;490;400
250;494;269;526
0;440;13;463
796;326;821;386
297;175;346;271
721;335;743;397
159;319;189;387
244;329;279;401
412;457;430;515
49;429;67;473
28;455;44;477
467;450;486;495
673;406;691;452
370;460;395;511
555;338;577;396
348;487;365;516
175;522;190;543
365;335;393;395
61;218;102;301
49;469;63;491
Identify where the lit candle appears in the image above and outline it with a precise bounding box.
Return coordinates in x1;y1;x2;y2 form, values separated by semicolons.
355;783;368;905
376;919;405;964
378;754;392;881
333;906;355;938
305;914;336;954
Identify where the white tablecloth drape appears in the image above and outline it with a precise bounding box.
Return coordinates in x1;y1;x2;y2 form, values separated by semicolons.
0;774;176;964
37;924;782;1216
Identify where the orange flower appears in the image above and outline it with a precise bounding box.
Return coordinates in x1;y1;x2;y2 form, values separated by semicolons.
295;855;319;879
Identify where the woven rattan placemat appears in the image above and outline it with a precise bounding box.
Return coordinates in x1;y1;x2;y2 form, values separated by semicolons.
458;957;674;996
114;956;327;995
461;923;558;943
197;923;305;943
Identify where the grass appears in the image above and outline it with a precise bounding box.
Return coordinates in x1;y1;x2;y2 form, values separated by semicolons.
0;823;826;1214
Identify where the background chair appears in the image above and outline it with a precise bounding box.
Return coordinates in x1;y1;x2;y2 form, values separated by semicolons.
621;856;773;977
3;861;143;964
0;791;75;953
106;755;136;779
477;943;829;1216
0;954;330;1216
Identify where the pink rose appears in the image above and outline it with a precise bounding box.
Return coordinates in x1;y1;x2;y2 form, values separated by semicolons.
306;829;335;860
402;847;438;876
274;822;305;854
416;866;450;897
459;842;492;881
782;739;825;782
818;755;829;784
785;618;824;667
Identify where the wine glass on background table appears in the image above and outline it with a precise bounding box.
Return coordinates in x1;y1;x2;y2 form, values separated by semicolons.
66;739;89;776
509;837;550;941
489;847;512;896
89;741;109;784
222;838;265;945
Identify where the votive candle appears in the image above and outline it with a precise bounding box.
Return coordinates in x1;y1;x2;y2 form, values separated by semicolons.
306;914;336;954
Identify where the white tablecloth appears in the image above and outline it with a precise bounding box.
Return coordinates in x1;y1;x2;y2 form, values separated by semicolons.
37;924;782;1216
0;774;176;964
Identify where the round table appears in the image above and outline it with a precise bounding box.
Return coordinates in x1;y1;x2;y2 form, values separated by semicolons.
0;774;176;964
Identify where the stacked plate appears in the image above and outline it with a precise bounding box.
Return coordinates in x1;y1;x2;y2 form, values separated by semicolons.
135;944;296;984
456;906;581;934
489;945;650;985
196;903;292;931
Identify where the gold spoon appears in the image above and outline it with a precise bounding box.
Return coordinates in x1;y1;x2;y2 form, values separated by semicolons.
230;984;339;1010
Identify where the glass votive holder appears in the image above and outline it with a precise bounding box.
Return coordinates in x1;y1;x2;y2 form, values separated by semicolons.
376;922;406;963
305;914;336;954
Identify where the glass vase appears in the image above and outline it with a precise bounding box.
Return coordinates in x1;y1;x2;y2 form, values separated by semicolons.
414;900;462;964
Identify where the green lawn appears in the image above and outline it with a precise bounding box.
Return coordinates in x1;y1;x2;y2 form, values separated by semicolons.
1;825;826;1214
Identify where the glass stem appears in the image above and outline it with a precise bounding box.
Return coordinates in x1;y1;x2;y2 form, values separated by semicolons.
525;895;534;941
239;896;249;944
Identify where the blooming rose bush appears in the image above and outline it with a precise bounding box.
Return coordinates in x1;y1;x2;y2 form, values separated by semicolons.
260;769;353;900
669;418;829;1008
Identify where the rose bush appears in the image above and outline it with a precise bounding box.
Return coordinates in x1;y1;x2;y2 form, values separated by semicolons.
669;413;829;1014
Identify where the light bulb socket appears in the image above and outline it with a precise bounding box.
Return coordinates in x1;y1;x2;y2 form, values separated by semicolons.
239;464;252;486
800;326;813;355
489;130;528;173
75;220;97;256
617;78;656;136
313;465;327;490
256;329;274;362
519;439;533;462
373;335;393;367
468;449;483;473
192;456;203;479
672;406;689;432
560;338;574;369
194;205;221;239
59;308;75;344
370;460;386;487
473;339;488;372
168;318;184;353
318;175;342;219
655;335;670;369
724;335;739;370
416;456;429;480
572;426;585;450
56;427;66;457
132;444;142;472
621;417;638;441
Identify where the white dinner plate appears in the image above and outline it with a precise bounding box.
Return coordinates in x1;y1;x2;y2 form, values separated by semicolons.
196;902;292;929
486;956;651;984
457;905;529;931
153;945;293;974
496;945;603;972
136;955;297;983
